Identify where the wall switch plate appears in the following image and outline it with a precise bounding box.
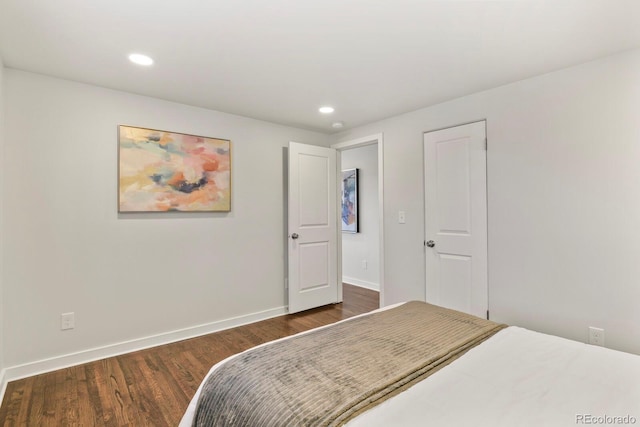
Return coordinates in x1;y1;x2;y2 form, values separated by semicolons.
61;312;75;330
588;326;604;346
398;211;406;224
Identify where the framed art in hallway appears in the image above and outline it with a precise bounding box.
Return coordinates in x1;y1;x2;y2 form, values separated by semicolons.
341;168;358;233
118;125;231;212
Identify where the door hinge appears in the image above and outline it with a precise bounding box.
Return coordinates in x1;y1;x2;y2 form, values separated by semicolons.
484;138;488;150
486;310;490;320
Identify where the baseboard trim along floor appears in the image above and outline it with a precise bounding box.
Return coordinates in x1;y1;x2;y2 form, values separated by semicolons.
0;305;287;401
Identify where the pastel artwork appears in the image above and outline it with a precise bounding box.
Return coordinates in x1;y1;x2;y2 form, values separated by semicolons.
118;125;231;212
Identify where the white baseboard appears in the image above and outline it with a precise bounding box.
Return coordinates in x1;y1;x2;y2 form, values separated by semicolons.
343;277;380;292
0;306;287;402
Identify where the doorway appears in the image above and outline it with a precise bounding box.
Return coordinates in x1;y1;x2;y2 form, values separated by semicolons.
332;134;384;308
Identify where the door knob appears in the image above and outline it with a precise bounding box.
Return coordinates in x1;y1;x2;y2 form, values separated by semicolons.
291;233;299;239
426;240;435;248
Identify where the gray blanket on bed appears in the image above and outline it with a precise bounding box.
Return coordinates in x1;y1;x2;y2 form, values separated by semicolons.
192;301;506;426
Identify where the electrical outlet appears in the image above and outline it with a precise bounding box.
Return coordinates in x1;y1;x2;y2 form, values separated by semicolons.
588;326;604;346
398;211;406;224
61;312;75;330
362;260;368;270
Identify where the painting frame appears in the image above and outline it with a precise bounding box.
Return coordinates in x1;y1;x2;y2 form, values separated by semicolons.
118;125;231;212
341;168;359;233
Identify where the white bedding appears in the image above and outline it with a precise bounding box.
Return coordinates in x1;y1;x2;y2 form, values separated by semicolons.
348;326;640;426
180;307;640;426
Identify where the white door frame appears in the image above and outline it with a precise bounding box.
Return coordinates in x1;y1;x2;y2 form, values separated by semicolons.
331;134;385;306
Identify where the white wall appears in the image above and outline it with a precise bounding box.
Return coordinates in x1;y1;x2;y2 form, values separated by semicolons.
334;49;640;355
2;70;331;369
341;145;379;290
0;57;5;376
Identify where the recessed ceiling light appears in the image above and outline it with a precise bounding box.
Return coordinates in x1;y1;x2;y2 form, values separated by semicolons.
128;53;154;66
319;106;335;114
331;121;344;129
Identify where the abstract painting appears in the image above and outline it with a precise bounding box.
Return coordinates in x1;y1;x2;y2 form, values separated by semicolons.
118;125;231;212
341;168;358;233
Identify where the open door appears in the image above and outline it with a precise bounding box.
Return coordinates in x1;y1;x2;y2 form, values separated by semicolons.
288;142;339;313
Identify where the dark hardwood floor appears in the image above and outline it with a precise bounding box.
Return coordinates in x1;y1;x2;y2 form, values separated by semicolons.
0;284;379;426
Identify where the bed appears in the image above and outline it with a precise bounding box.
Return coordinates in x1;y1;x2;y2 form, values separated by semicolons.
180;301;640;426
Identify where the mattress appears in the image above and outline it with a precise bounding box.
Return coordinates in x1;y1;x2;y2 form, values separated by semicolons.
180;303;640;426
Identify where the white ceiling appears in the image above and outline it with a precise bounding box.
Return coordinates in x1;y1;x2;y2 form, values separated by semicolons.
1;0;639;133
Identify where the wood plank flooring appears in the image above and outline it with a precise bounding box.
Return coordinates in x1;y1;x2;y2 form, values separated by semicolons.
0;284;379;426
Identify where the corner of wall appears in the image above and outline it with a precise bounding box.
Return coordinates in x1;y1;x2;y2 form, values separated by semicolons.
0;56;6;398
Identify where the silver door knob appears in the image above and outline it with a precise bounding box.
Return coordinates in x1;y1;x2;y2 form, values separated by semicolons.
426;240;435;248
291;233;299;239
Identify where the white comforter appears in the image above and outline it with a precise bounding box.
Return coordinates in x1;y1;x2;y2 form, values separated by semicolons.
348;326;640;426
181;312;640;426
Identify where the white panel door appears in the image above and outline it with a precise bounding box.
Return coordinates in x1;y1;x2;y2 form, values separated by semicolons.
424;121;488;318
288;142;338;313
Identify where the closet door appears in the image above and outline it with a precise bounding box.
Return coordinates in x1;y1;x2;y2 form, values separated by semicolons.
424;121;488;318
